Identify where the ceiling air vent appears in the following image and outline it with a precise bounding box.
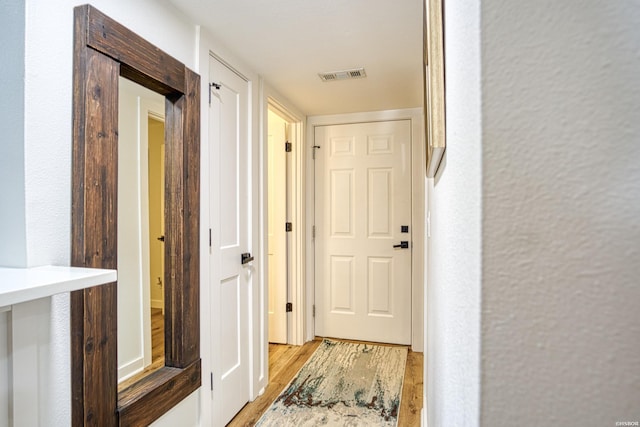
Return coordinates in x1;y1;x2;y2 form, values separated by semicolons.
318;67;367;82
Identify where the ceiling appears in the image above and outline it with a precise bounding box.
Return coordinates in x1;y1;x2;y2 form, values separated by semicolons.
169;0;424;116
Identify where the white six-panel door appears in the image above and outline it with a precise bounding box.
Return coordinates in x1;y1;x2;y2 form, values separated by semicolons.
209;56;251;425
315;120;412;345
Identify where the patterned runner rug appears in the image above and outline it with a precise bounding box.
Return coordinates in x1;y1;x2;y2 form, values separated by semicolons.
256;339;408;426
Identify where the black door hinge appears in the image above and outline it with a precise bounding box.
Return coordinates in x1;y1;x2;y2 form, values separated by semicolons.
285;222;292;232
286;302;293;312
209;82;221;104
285;141;292;152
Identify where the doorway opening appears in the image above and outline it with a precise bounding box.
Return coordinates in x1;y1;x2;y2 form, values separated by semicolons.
265;97;305;347
267;108;289;344
148;116;165;369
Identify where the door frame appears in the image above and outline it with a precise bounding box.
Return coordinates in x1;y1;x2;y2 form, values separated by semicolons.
306;108;425;351
260;82;306;346
265;107;289;344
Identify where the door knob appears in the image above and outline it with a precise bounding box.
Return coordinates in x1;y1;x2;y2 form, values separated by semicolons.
241;252;254;264
393;241;409;249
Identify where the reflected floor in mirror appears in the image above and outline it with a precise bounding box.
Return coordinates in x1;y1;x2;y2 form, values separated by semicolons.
119;308;165;391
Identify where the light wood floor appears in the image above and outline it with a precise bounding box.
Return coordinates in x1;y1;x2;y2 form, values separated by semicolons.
228;338;423;426
150;307;164;363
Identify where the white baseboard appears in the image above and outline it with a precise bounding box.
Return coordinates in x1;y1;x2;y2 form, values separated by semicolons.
118;357;144;382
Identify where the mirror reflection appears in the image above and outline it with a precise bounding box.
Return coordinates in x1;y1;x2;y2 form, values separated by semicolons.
117;77;166;388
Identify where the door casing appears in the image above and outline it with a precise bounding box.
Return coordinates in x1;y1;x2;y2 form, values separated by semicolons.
262;86;306;347
267;108;289;344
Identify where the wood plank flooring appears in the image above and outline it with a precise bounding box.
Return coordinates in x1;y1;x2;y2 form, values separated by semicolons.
228;338;423;426
150;307;164;363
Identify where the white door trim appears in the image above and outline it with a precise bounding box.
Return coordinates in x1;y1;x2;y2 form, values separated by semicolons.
306;108;425;351
260;82;306;346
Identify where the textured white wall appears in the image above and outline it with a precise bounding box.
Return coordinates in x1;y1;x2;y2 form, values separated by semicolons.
0;0;27;268
18;1;199;425
23;0;196;268
0;2;25;423
426;0;482;425
481;0;640;425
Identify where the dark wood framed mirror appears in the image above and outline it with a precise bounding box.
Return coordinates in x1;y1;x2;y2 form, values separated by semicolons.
70;5;201;426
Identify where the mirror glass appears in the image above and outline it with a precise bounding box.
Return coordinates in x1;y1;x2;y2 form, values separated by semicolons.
117;77;166;387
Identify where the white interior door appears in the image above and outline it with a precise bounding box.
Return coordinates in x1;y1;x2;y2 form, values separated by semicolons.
314;120;412;345
209;56;251;425
267;110;288;344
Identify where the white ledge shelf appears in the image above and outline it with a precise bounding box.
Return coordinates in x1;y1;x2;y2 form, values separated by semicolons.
0;265;117;309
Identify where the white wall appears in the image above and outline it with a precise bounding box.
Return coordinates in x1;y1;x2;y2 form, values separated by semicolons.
480;0;640;425
0;0;27;268
426;0;482;425
0;1;26;422
430;1;640;426
11;1;200;425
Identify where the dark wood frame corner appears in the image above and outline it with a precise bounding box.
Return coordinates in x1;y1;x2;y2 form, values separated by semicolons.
70;5;201;426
